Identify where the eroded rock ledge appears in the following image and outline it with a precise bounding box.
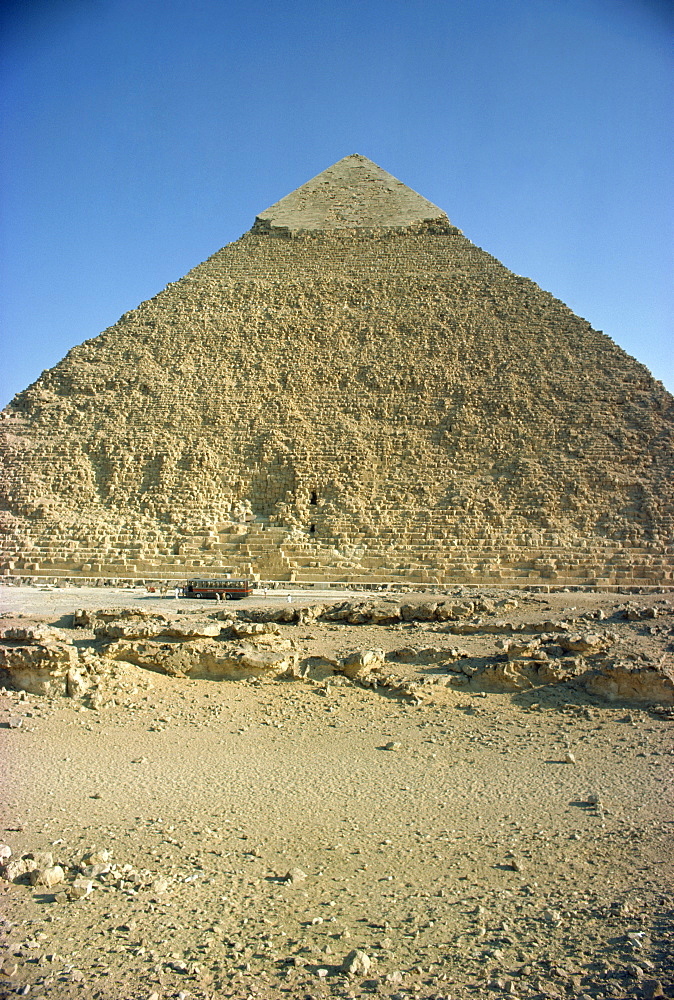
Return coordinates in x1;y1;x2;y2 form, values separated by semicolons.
1;596;672;707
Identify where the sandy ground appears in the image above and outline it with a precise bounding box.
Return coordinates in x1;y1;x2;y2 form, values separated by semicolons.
0;585;672;1000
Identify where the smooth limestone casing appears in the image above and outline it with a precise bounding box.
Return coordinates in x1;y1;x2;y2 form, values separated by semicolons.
1;156;673;587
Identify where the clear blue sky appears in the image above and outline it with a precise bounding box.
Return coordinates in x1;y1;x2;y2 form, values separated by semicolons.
1;0;672;408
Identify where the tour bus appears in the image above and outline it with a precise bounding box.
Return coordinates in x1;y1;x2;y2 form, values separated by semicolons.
185;579;254;600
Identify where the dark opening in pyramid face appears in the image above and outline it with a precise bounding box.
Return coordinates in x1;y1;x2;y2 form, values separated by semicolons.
1;156;673;587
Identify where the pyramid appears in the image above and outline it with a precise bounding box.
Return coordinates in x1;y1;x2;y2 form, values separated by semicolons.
253;155;449;233
1;154;673;588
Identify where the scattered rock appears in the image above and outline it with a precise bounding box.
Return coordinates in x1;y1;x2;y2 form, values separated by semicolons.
284;867;307;885
542;908;562;926
29;864;65;888
1;856;38;882
67;877;94;900
81;849;110;865
641;980;666;999
341;949;371;976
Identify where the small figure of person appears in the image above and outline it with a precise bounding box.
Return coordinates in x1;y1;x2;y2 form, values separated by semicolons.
287;594;293;604
174;586;180;600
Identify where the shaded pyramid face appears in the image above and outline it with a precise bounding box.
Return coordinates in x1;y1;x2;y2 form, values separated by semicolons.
1;156;673;587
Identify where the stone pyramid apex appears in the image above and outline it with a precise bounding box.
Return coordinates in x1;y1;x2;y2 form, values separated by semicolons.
253;154;451;234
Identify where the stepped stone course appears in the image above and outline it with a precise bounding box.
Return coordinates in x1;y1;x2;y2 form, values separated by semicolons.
1;154;673;587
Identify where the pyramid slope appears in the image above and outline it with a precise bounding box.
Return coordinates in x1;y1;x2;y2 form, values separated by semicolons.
254;154;450;233
1;157;673;587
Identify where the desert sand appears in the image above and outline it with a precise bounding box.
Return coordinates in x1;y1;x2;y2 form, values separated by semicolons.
0;584;672;1000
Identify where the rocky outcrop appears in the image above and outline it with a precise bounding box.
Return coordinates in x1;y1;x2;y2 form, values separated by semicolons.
322;600;402;625
1;599;672;705
72;607;159;627
452;639;674;704
105;638;298;679
0;625;70;644
92;620;222;640
235;598;504;627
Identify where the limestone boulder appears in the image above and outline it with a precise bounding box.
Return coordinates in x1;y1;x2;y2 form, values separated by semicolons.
539;619;580;633
1;856;38;883
401;601;438;621
161;621;222;639
621;604;662;621
341;949;372;976
558;631;617;655
435;600;475;621
581;659;674;704
478;656;581;691
442;621;485;635
338;647;385;679
0;641;79;695
298;603;327;623
386;645;464;665
236;648;299;675
320;601;357;623
66;666;91;698
478;661;534;691
267;606;302;623
228;621;282;639
534;659;584;685
94;621;168;640
474;598;496;613
386;646;420;663
231;605;307;624
29;865;65;888
497;637;544;661
336;600;402;625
